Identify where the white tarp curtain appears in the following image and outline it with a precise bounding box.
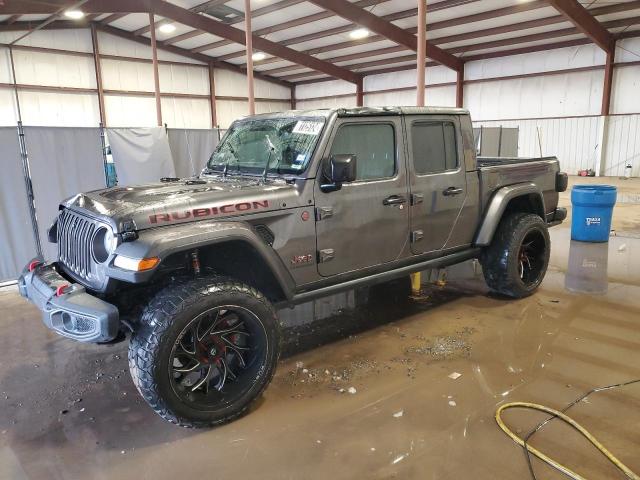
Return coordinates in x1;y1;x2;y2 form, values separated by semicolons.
107;127;174;186
25;126;106;261
0;128;39;281
167;128;220;177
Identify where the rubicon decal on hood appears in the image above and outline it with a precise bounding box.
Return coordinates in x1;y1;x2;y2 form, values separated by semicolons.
149;200;270;224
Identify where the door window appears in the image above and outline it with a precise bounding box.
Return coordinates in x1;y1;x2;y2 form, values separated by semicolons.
411;121;458;174
329;123;395;181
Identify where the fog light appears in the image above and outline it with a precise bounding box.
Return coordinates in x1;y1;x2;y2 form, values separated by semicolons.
114;255;160;271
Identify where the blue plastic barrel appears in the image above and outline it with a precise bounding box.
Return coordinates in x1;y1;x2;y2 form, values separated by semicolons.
571;185;617;242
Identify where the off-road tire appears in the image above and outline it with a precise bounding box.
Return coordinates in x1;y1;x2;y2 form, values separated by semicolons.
480;212;550;298
128;277;280;428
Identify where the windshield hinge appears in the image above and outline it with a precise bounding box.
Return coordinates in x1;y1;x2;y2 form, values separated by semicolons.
316;206;333;221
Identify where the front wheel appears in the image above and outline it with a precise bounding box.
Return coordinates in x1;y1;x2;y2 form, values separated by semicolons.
128;277;280;427
480;212;550;298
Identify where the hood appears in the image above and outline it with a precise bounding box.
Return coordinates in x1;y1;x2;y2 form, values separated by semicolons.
63;176;303;232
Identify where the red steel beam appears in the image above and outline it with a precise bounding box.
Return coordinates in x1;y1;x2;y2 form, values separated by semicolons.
193;0;386;54
150;0;360;83
307;0;462;71
356;78;363;107
237;0;547;67
546;0;614;52
164;0;306;46
96;23;292;88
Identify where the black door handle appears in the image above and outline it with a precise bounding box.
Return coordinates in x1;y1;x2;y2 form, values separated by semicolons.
383;195;407;206
443;187;463;196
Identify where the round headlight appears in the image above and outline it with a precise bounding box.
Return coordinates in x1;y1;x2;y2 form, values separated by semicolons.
92;227;117;263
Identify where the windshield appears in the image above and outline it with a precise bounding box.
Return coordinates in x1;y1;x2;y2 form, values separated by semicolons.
206;117;325;176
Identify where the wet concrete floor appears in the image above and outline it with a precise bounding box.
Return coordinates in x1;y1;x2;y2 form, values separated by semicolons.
1;177;639;479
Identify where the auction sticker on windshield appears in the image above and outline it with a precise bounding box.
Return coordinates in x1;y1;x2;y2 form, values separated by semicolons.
292;121;323;135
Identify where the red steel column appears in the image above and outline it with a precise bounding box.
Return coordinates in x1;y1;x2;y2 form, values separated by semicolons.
456;65;464;108
244;0;256;115
416;0;426;106
356;77;363;106
149;11;162;126
209;63;218;127
601;46;614;116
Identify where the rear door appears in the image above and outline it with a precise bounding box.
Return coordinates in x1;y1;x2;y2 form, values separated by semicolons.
406;115;467;254
314;116;410;277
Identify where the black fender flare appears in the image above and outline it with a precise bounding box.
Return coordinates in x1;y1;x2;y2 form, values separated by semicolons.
107;220;296;300
474;183;546;246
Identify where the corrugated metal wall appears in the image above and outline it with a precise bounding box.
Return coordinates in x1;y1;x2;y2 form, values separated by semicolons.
473;116;604;174
604;114;640;177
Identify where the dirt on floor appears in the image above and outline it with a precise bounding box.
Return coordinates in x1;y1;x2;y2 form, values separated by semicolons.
0;176;639;480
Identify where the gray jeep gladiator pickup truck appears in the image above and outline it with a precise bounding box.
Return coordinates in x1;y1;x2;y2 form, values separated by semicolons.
19;107;567;427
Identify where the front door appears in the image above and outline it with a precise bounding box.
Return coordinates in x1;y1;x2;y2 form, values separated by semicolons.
314;117;409;277
406;115;467;254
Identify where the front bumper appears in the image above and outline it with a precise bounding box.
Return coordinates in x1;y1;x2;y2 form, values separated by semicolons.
18;261;119;343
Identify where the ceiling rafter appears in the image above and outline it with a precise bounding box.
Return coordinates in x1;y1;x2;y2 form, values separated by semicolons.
231;0;547;67
546;0;614;52
162;0;307;45
132;0;224;37
191;0;388;54
308;0;463;71
147;0;360;83
96;23;292;88
281;15;640;83
259;1;640;77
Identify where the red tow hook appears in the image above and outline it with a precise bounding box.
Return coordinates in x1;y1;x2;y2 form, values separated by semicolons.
28;260;42;272
55;284;71;297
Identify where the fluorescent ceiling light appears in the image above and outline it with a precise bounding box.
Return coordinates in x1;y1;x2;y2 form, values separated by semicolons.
252;52;266;61
349;28;370;40
64;10;85;19
159;23;176;33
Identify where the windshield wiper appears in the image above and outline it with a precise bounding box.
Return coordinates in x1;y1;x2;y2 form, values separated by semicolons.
261;135;276;183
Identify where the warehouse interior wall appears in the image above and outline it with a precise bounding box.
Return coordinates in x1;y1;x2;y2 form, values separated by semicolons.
295;40;640;177
0;29;290;129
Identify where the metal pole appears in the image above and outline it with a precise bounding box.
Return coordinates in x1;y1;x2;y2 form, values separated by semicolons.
356;78;363;107
601;46;614;116
244;0;256;115
416;0;426;107
456;66;464;108
9;45;43;257
99;122;109;187
149;11;163;126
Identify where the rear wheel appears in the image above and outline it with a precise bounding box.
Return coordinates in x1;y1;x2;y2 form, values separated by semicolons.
480;212;550;298
128;277;280;427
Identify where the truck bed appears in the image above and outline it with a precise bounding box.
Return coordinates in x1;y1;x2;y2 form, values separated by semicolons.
476;156;561;216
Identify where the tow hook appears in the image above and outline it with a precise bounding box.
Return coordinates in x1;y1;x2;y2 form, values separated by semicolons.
28;260;42;272
55;284;71;297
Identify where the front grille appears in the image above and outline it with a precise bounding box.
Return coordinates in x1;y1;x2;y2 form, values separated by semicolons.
57;209;97;280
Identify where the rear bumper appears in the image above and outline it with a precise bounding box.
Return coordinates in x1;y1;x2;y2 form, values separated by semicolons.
18;261;119;343
546;207;567;227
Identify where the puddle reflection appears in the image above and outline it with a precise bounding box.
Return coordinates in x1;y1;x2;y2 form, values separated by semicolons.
565;240;609;294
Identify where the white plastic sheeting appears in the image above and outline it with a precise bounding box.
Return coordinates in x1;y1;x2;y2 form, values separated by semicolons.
107;127;175;186
0;128;39;281
24;127;106;261
167;128;220;177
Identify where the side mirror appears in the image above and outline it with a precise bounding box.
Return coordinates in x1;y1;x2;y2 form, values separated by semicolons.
321;154;357;192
